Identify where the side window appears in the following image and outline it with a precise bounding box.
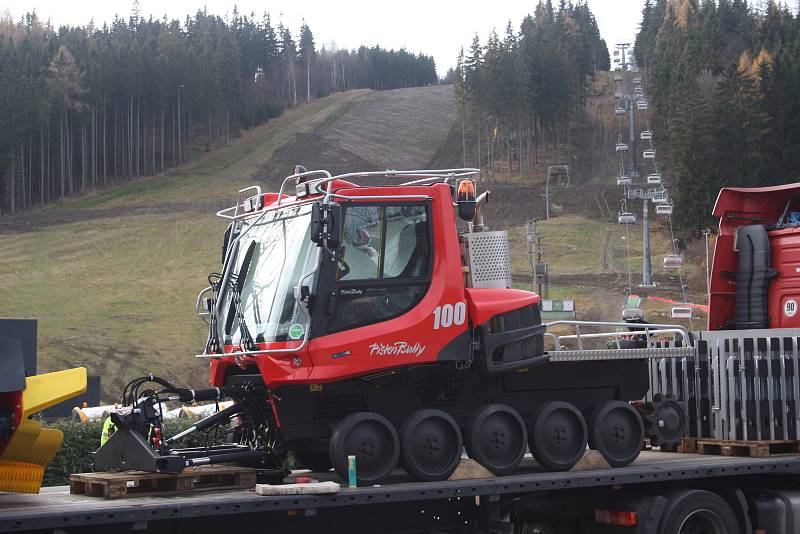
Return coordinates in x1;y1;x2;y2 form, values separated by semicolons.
328;204;431;333
338;206;383;281
383;206;428;278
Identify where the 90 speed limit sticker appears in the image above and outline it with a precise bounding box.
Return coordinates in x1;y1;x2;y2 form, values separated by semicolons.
785;299;798;318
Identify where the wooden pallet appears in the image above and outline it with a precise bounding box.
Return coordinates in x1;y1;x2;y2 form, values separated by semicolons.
690;439;800;458
70;465;256;499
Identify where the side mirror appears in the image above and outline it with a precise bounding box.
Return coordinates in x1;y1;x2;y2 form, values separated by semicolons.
310;203;324;244
310;202;342;249
221;223;240;265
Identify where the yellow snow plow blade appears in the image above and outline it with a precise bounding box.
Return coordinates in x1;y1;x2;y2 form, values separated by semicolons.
0;367;87;494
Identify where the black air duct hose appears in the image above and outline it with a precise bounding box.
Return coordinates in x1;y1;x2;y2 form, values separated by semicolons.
734;225;777;329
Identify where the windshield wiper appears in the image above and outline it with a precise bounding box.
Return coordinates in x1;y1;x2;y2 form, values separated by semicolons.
229;273;257;352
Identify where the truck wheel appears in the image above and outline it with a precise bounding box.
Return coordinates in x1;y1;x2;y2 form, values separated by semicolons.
528;401;587;471
329;412;399;486
467;404;527;476
658;490;740;534
590;401;644;468
400;409;463;481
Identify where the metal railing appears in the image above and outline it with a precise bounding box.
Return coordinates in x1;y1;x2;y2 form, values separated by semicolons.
545;320;693;351
215;168;481;221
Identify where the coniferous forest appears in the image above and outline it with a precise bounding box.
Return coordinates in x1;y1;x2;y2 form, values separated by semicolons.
636;0;800;237
452;0;609;181
0;10;437;213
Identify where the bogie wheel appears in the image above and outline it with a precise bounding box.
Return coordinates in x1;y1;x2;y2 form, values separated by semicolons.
467;404;527;476
329;412;399;486
589;401;644;468
657;490;741;534
400;409;463;482
528;401;587;471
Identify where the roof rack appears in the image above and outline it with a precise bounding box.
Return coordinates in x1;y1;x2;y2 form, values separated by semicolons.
216;168;481;221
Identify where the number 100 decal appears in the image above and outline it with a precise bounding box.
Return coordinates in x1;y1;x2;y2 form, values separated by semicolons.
433;302;467;329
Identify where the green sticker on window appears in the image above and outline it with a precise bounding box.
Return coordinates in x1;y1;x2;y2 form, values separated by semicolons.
289;324;305;340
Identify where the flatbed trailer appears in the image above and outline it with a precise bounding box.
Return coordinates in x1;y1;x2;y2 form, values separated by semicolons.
5;452;800;533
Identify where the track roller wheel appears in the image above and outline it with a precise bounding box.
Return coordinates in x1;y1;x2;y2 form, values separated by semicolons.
528;401;587;471
589;401;644;468
329;412;399;486
467;404;527;476
400;409;462;482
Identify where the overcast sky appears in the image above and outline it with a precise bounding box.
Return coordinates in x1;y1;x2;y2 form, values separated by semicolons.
4;0;645;73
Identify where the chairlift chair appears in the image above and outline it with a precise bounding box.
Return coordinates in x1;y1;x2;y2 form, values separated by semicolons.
671;307;693;319
643;149;655;159
637;100;648;110
640;130;652;140
631;66;640;73
615;92;624;100
651;189;668;204
647;173;662;185
614;74;623;82
615;107;626;116
615;66;622;71
616;143;629;152
622;307;645;321
633;77;642;84
634;86;643;94
656;203;673;216
614;50;620;56
617;175;632;186
663;253;683;269
618;211;637;225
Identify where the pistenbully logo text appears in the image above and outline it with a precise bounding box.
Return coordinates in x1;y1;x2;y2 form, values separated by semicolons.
369;341;425;357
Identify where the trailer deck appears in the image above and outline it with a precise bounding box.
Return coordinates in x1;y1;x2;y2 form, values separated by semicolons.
5;452;800;532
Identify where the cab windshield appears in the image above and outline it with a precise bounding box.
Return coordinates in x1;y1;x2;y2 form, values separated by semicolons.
218;203;317;345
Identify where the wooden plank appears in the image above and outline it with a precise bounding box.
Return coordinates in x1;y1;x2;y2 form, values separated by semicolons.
70;466;256;499
692;439;800;458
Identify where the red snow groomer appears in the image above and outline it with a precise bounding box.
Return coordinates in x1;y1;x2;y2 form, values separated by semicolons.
95;169;686;484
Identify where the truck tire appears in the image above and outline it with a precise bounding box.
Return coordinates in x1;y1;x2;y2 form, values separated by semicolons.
658;489;741;534
329;412;399;486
